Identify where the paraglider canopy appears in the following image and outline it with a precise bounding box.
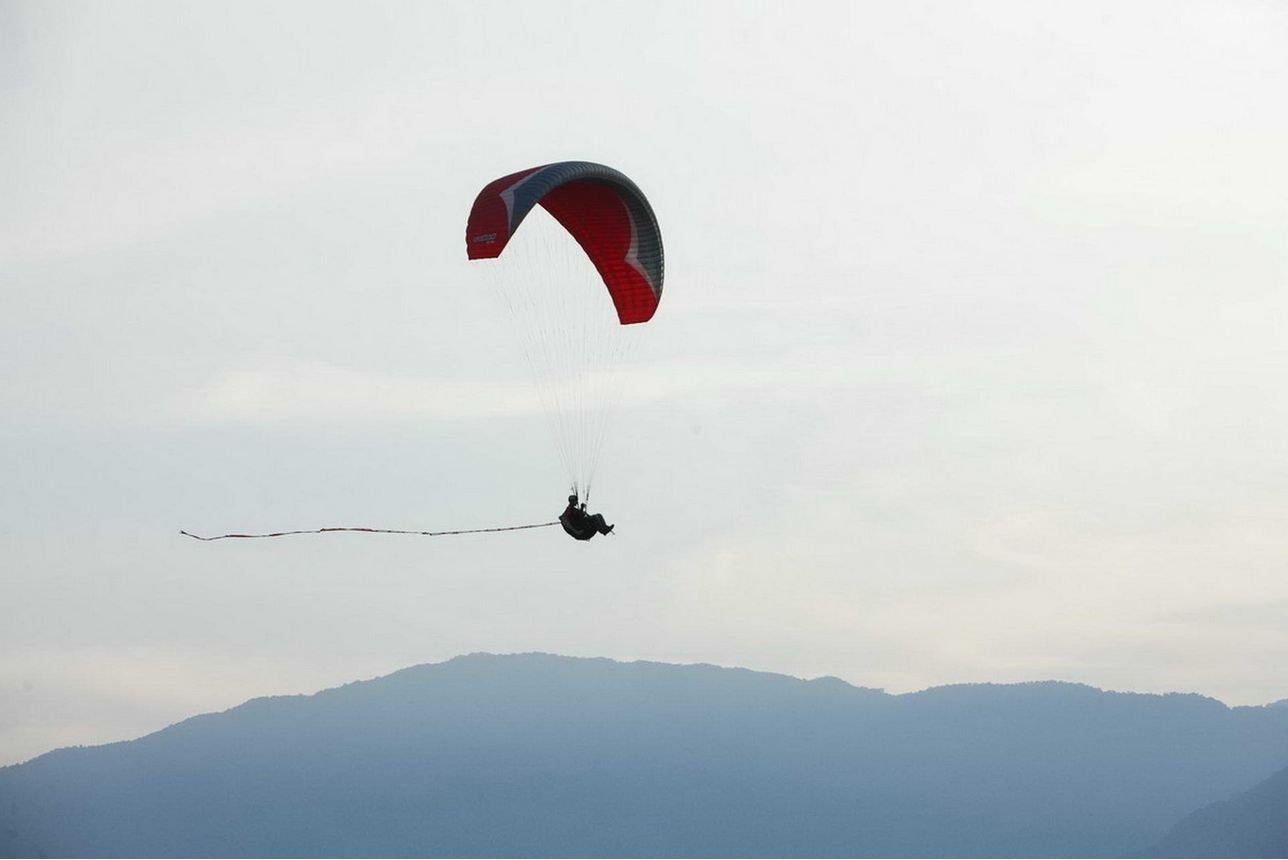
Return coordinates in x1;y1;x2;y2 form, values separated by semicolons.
466;161;664;324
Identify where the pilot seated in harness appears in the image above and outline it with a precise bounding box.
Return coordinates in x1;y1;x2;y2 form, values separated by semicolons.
559;494;614;541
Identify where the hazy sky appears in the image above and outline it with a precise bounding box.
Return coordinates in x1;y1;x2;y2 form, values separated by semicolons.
4;0;1288;766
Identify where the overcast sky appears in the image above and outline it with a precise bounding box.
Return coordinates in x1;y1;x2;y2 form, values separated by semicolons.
3;0;1288;766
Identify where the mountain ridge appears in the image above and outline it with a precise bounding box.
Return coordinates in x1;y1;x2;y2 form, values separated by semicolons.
1148;763;1288;857
15;650;1262;770
3;652;1286;858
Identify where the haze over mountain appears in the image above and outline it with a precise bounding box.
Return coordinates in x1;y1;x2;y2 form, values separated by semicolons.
2;653;1286;858
1147;762;1288;858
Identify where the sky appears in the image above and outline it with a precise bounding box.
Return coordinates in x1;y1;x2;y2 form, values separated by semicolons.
3;0;1287;766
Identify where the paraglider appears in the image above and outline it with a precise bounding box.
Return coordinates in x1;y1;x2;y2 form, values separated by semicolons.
559;494;614;541
467;161;664;538
180;160;664;545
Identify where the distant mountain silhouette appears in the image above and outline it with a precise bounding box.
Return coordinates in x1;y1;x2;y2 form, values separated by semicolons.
1147;763;1288;858
2;653;1287;858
